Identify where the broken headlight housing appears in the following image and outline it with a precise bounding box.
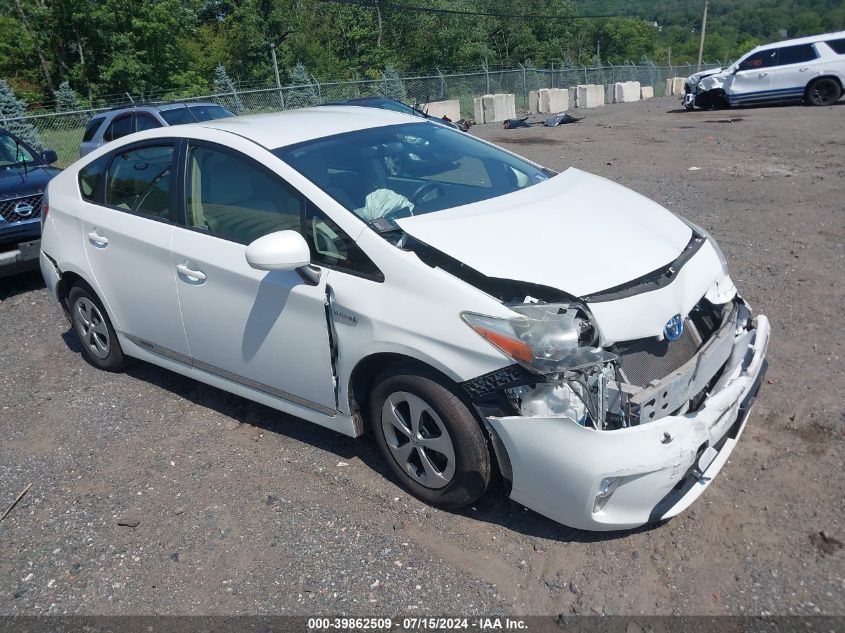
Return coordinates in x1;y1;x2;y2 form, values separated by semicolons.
462;303;617;376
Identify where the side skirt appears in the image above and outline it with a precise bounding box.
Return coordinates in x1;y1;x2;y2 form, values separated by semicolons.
118;333;360;438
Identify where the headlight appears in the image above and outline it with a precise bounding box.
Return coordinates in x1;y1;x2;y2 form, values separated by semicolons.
461;303;617;376
679;216;729;275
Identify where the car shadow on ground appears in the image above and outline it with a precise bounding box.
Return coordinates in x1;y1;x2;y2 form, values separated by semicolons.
667;100;845;114
56;328;665;544
0;269;44;301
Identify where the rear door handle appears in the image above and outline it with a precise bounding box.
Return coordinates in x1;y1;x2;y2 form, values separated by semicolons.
176;262;207;282
799;67;809;71
757;72;768;77
87;230;108;247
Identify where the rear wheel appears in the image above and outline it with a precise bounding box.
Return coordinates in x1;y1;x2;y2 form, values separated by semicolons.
68;283;127;371
807;77;842;106
369;367;491;509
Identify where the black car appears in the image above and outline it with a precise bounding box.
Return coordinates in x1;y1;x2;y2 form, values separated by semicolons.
320;97;465;130
0;127;60;277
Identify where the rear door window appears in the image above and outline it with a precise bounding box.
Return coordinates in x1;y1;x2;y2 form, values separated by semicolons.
103;115;133;142
134;112;162;132
82;117;105;143
105;144;175;220
775;44;818;66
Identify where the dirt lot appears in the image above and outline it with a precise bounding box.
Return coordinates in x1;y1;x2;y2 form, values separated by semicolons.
1;96;843;617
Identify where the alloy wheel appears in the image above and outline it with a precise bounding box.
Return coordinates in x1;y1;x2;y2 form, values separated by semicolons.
381;391;456;489
74;297;110;359
810;79;838;105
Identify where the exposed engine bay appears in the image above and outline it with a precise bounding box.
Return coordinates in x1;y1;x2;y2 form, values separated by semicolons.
500;296;745;431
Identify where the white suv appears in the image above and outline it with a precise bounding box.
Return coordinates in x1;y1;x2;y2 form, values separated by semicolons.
684;31;845;109
39;108;770;531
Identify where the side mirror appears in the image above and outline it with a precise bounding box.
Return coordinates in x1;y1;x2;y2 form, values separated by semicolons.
245;230;311;271
42;149;58;164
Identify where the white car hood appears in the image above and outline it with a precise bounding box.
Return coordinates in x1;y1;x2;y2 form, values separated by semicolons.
688;67;723;85
396;168;692;298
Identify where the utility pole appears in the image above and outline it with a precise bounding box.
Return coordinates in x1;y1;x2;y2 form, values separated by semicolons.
697;0;709;72
270;42;285;109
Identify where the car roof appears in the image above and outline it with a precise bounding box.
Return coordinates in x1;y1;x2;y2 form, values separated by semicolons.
176;106;425;150
105;101;223;113
754;30;845;52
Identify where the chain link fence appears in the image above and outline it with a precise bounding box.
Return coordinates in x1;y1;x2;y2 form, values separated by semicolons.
3;62;722;168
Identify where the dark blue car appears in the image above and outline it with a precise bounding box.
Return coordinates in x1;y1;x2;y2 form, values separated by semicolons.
0;127;60;277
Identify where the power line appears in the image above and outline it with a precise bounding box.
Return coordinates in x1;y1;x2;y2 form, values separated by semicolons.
320;0;699;21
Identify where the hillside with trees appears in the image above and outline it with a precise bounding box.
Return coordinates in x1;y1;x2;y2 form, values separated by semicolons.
1;0;843;106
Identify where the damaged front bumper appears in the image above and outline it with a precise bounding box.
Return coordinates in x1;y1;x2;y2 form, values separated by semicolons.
486;312;770;531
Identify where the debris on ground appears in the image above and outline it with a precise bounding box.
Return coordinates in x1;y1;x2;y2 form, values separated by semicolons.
0;483;32;525
503;112;583;129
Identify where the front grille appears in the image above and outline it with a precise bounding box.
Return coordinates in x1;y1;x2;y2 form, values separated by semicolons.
0;194;42;223
617;323;701;388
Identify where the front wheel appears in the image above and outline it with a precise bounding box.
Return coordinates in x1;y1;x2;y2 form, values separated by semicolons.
369;367;491;509
807;77;842;106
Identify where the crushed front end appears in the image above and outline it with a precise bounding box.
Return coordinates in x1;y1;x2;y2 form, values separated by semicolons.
461;236;770;531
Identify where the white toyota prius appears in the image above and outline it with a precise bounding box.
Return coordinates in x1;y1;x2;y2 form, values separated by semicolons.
39;107;770;531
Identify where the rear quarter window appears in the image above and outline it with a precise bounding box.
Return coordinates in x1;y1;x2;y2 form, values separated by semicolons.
82;117;105;143
78;155;109;202
825;38;845;55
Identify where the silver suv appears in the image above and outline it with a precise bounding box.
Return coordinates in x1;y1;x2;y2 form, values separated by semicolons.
79;102;234;157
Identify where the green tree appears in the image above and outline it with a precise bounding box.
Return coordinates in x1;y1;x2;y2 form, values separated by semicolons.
0;79;43;149
286;62;318;109
53;80;83;111
213;64;244;114
378;64;407;101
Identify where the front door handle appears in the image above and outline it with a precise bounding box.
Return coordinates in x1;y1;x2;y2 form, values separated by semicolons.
87;230;108;247
176;262;207;282
799;67;809;71
758;72;768;77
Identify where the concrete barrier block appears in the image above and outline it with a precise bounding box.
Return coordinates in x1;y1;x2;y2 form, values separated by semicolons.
493;93;506;120
473;96;484;123
641;85;654;99
605;84;615;104
547;88;569;112
498;93;516;119
666;77;685;96
422;99;461;122
614;81;641;103
528;90;539;114
568;87;577;108
577;84;604;108
538;89;551;113
481;94;495;123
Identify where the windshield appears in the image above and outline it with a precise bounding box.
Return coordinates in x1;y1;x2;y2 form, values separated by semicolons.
0;131;40;169
273;122;550;223
160;104;234;126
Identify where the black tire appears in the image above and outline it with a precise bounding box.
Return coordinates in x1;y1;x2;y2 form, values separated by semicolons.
68;282;127;371
368;366;491;509
806;77;842;106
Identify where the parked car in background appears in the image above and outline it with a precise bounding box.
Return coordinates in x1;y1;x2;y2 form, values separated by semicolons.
322;97;466;130
40;107;769;531
684;31;845;109
79;102;235;157
0;127;60;277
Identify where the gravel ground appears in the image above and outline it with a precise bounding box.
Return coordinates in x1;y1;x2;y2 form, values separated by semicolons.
1;96;843;617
